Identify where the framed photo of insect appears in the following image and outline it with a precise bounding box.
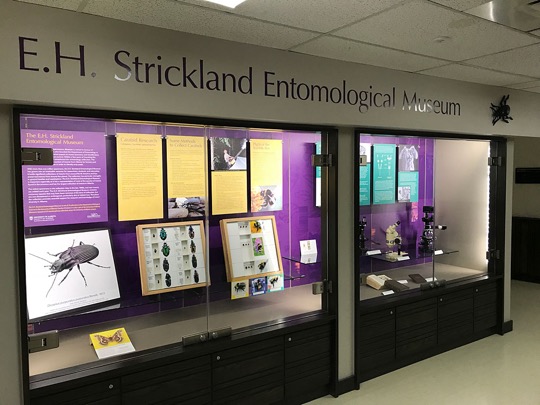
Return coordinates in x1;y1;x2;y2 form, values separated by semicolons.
24;229;120;321
136;221;208;296
220;215;283;282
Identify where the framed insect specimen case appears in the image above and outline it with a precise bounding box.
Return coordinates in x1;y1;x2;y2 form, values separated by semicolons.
136;221;208;295
220;215;283;282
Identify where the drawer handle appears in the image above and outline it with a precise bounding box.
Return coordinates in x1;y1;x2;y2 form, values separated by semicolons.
288;337;292;342
390;310;393;315
216;355;221;361
108;384;114;390
440;298;443;302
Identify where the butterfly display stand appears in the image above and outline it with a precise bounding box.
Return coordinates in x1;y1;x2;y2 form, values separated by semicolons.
136;221;208;296
220;215;283;282
89;327;135;359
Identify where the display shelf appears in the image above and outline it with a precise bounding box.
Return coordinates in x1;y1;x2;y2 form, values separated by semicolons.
282;256;321;265
367;248;459;263
359;262;485;301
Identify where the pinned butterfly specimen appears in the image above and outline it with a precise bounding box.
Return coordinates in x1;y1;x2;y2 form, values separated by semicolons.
188;225;195;239
190;240;196;254
94;329;123;346
159;228;167;241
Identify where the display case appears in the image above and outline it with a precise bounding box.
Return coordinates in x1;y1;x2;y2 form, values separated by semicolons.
15;108;336;403
354;130;506;382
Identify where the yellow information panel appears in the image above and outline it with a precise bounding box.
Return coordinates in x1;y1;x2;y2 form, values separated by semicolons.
250;139;283;212
117;133;163;221
211;171;248;215
166;136;206;198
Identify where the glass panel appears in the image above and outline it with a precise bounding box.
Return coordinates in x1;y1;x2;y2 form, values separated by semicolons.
433;139;490;281
357;133;490;301
18;112;325;377
207;129;323;333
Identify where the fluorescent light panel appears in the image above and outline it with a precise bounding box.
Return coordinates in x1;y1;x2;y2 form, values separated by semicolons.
205;0;246;8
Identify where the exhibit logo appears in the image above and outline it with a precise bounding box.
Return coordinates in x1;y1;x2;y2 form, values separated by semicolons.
18;36;461;116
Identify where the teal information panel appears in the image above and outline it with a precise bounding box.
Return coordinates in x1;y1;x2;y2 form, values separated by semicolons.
397;171;419;202
359;164;371;206
373;144;396;205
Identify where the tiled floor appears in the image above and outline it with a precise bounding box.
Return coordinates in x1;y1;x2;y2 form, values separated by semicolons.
309;280;540;405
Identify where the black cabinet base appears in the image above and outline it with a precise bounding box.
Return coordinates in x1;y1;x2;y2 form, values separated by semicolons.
500;320;513;335
334;376;359;397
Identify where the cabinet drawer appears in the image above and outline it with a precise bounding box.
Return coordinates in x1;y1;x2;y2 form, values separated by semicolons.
357;347;395;372
438;294;473;319
122;361;210;405
397;300;437;330
438;320;474;345
31;380;120;405
396;333;436;358
358;308;395;342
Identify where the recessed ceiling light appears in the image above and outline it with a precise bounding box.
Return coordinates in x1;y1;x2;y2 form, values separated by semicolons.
205;0;247;8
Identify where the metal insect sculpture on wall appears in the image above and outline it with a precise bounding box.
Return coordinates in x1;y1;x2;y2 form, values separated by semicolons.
490;95;513;125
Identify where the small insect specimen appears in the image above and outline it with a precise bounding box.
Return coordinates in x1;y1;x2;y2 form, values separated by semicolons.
192;254;197;268
269;277;279;288
490;94;513;125
165;273;171;287
162;258;169;272
159;228;167;241
234;282;246;293
194;269;199;283
253;221;262;232
94;329;123;346
190;240;196;254
161;243;170;257
188;225;195;239
258;261;267;272
253;279;264;291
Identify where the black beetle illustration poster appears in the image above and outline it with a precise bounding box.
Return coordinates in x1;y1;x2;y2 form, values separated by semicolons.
24;229;120;320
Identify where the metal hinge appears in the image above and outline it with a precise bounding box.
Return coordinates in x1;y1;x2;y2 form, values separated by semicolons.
488;156;502;166
312;154;334;167
486;249;501;260
21;148;54;165
312;280;332;295
28;330;59;353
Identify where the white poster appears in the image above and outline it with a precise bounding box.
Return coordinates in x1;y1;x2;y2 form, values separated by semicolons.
25;229;120;320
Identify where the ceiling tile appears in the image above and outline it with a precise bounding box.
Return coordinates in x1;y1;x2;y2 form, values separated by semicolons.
505;80;540;89
467;44;540;78
16;0;83;10
429;0;490;11
293;36;449;72
419;63;535;86
333;0;539;61
520;86;540;93
83;0;318;49
179;0;404;32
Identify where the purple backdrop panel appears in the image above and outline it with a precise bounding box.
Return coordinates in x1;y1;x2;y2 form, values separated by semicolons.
21;129;108;227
